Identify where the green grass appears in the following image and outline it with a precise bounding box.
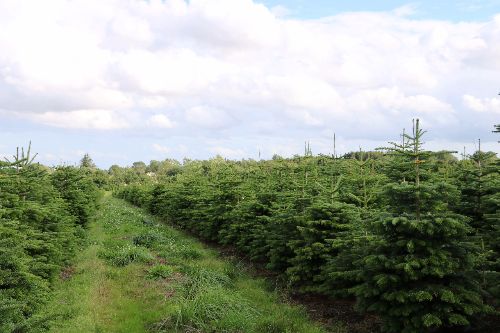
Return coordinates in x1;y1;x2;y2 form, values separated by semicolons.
147;264;175;280
98;244;155;266
43;193;329;333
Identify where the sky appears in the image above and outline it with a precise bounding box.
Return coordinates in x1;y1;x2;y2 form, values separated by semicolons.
0;0;499;168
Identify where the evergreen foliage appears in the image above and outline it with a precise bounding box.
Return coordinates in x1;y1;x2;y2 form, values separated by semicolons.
52;166;99;227
286;201;361;292
112;120;498;332
0;144;99;332
353;120;490;332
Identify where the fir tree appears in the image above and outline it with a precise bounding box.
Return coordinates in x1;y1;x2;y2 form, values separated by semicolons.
0;144;98;331
52;166;99;227
480;124;500;302
352;119;490;333
286;199;361;293
321;154;385;298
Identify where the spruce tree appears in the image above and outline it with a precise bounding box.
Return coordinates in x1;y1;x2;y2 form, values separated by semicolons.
352;119;490;333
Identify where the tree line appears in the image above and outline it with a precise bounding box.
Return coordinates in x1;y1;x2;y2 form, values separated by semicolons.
115;121;499;333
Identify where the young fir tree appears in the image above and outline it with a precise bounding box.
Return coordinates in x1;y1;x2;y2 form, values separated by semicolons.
286;199;361;293
481;158;500;303
218;161;274;260
204;158;242;242
320;153;385;298
352;119;490;333
342;150;386;209
454;138;499;302
52;166;99;227
286;167;362;293
0;144;97;331
480;124;500;302
455;147;497;231
265;159;306;272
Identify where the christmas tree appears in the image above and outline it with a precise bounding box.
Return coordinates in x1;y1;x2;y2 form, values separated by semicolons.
353;119;490;333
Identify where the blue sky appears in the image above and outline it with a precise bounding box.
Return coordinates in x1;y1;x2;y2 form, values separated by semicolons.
0;0;499;168
260;0;500;21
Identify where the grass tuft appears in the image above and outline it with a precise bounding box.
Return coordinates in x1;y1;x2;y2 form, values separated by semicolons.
132;230;165;248
98;244;154;266
173;287;259;332
157;242;205;263
180;265;234;298
146;264;175;280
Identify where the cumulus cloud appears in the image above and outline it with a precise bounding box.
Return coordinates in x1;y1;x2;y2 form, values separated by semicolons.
185;106;234;129
463;94;500;114
18;109;131;130
148;114;175;128
270;5;291;18
0;0;498;145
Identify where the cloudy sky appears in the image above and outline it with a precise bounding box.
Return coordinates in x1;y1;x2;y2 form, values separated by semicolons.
0;0;499;168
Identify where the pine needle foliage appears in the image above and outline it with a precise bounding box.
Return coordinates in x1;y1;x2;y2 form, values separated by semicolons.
0;144;99;332
352;119;491;333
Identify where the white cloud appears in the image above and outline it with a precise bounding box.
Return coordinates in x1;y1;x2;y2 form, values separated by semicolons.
148;114;175;128
0;0;497;146
270;5;290;18
349;87;455;123
23;109;130;130
115;49;231;95
393;4;418;17
463;94;500;113
185;106;234;129
138;96;171;109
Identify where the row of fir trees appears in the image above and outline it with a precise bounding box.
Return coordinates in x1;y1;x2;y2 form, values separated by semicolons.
0;145;99;332
116;121;499;333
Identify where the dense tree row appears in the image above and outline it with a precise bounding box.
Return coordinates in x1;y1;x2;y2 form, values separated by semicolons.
0;146;99;332
116;122;499;333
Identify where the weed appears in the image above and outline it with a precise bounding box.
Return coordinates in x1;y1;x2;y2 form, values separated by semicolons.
178;247;204;260
147;264;175;280
223;260;246;280
180;266;233;298
99;244;154;266
133;230;165;248
157;243;204;263
173;287;259;332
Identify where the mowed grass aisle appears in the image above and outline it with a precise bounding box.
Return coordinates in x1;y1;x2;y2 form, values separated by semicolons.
44;193;328;333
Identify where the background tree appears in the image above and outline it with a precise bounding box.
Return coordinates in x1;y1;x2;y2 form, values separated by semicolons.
80;153;96;169
132;161;147;175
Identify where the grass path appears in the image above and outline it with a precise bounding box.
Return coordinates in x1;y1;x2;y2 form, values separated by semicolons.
44;193;331;333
